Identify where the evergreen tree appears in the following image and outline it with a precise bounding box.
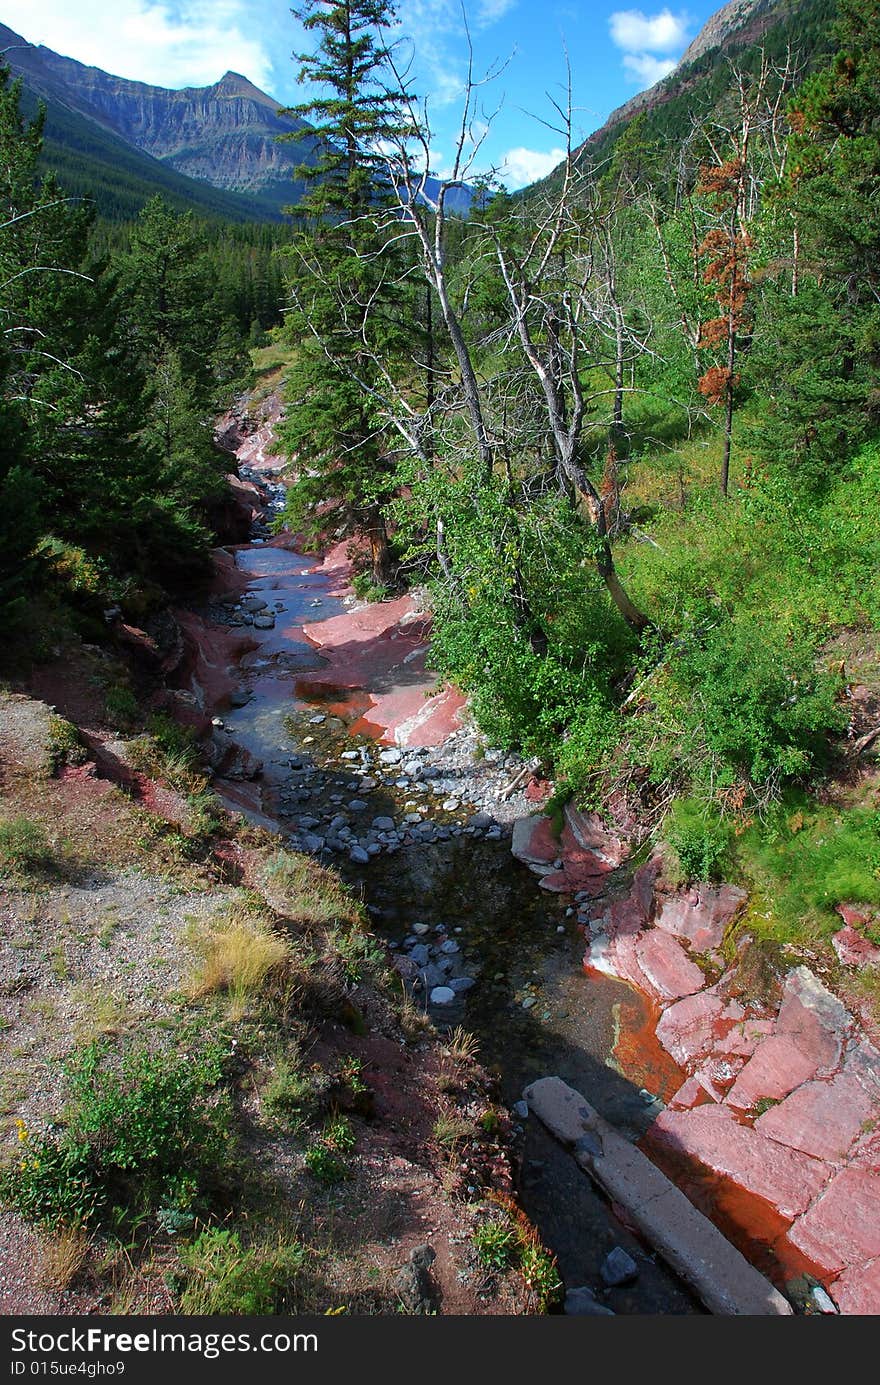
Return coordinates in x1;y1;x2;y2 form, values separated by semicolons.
278;0;415;584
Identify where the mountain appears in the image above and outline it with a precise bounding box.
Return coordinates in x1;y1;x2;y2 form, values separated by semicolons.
570;0;837;171
0;22;320;220
0;24;473;223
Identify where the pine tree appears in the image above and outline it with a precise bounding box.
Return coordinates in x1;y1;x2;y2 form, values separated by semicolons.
278;0;415;584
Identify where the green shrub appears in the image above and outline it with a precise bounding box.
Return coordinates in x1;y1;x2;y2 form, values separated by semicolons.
0;817;53;878
0;1041;233;1231
667;799;734;883
473;1220;517;1271
178;1227;309;1314
47;716;87;773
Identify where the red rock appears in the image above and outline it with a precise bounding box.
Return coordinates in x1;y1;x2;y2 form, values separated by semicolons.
525;776;552;803
563;804;628;867
832;927;880;968
689;1055;745;1101
726;1035;827;1110
655;884;747;953
755;1073;875;1162
608;892;648;939
540;867;609;894
836;903;873;928
720;1016;776;1058
843;1039;880;1101
584;932;651;994
850;1126;880;1171
829;1256;880;1315
650;1105;830;1219
635;931;706;1001
776;966;848;1077
631;858;661;923
789;1169;880;1274
511;815;558;867
668;1075;716;1110
656;991;726;1066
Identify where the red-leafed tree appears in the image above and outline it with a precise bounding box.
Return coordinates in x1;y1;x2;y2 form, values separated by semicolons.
696;156;754;497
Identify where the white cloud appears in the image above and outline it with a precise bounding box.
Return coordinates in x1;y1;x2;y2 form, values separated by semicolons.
500;145;565;189
608;7;691;89
1;0;276;92
609;7;690;54
622;52;677;85
476;0;518;26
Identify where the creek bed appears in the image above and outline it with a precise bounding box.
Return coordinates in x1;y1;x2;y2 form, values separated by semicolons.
205;500;701;1314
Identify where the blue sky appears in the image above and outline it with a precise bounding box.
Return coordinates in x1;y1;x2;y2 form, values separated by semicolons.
1;2;723;187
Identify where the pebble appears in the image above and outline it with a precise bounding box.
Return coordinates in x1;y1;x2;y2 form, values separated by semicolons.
512;1100;529;1119
379;748;402;764
811;1287;838;1314
442;799;460;811
522;997;537;1010
564;1288;615;1316
348;799;368;811
439;940;460;954
429;986;456;1005
372;816;396;831
600;1247;639;1287
349;846;370;864
449;976;475;993
309;714;327;725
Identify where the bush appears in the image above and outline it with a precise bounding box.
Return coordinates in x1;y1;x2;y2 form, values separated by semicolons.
1;1042;233;1231
666;799;733;883
178;1227;309;1314
0;817;53;878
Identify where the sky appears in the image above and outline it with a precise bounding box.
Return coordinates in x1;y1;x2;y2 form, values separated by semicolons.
0;1;724;188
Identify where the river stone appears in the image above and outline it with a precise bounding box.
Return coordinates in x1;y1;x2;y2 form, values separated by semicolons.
449;976;475;993
442;799;460;811
301;833;324;854
412;923;431;935
600;1247;639;1287
349;845;370;864
439;940;460;954
341;750;359;760
409;945;431;967
564;1287;614;1316
379;748;402;764
241;595;268;613
430;986;456;1005
253;614;276;629
348;799;368;812
359;776;377;788
372;815;396;831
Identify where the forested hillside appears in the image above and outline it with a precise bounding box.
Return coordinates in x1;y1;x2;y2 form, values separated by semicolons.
274;0;880;952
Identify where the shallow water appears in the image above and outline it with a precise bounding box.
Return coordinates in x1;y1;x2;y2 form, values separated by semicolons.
209;525;701;1313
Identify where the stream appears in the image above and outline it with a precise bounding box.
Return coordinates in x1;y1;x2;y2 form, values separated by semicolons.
203;463;702;1315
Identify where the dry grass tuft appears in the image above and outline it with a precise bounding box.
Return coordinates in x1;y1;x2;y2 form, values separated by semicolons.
39;1225;90;1290
187;904;289;1015
258;850;361;928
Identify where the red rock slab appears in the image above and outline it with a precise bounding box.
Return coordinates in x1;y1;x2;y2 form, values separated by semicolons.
560;823;618;877
789;1168;880;1274
608;892;649;939
631;857;662;923
583;931;652;997
776;966;849;1077
755;1073;876;1163
511;815;558;867
849;1125;880;1171
540;865;612;894
656;990;726;1067
564;804;628;867
836;903;873;928
843;1039;880;1101
655;884;746;953
634;931;706;1001
721;1016;776;1058
650;1105;830;1220
669;1075;717;1110
355;680;465;748
833;926;880;968
726;1034;828;1111
830;1255;880;1315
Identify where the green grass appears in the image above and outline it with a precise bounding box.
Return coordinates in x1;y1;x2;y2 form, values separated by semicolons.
732;798;880;948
